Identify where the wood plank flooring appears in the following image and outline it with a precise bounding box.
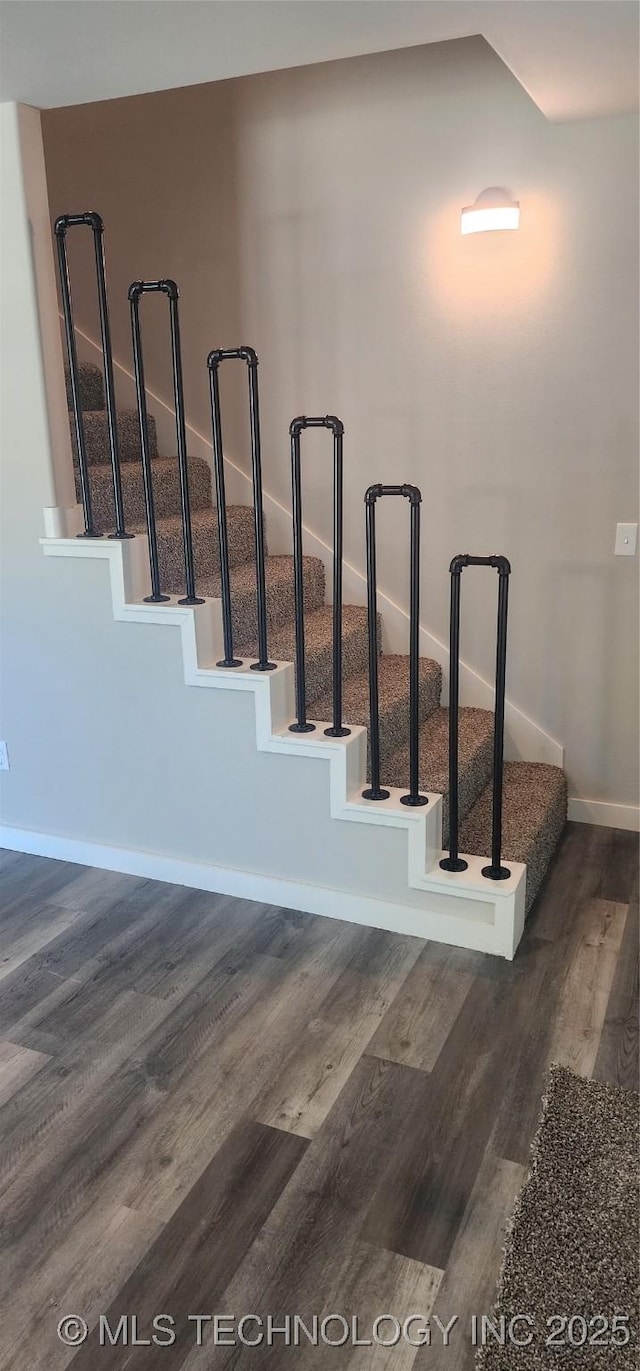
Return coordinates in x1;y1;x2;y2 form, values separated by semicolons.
0;823;637;1370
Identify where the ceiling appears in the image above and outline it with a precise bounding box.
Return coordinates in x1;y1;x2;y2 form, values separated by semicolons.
0;0;638;121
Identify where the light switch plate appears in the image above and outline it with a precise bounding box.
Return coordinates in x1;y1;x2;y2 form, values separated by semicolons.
615;523;637;556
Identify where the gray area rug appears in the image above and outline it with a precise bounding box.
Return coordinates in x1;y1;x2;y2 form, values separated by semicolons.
477;1065;639;1369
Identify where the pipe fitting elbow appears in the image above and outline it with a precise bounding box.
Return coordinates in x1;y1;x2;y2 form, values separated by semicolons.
159;279;179;300
449;554;469;574
364;484;383;506
402;484;422;506
289;416;307;437
55;210;104;235
128;281;144;302
84;210;104;232
207;346;259;367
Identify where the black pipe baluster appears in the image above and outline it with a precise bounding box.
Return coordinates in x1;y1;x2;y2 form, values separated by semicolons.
55;212;132;539
87;214;130;540
207;355;241;667
166;282;203;605
128;280;203;606
482;559;511;880
245;352;275;671
289;420;314;732
54;215;101;538
205;350;275;672
329;421;349;738
128;284;169;602
362;484;427;805
362;488;388;799
288;416;350;737
439;555;511;880
402;491;428;806
440;558;468;871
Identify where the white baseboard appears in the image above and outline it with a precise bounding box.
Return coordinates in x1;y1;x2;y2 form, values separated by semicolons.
568;797;640;832
0;824;519;954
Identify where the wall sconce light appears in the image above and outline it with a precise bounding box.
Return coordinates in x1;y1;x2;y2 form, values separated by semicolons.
461;187;520;235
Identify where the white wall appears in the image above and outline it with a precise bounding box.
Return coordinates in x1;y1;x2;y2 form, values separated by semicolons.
31;41;640;812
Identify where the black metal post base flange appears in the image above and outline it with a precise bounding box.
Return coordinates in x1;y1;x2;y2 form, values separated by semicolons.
324;726;351;738
362;786;390;801
440;855;469;873
289;721;316;733
481;864;512;882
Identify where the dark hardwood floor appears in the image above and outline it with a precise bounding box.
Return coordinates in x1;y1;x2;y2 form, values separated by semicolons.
0;823;637;1369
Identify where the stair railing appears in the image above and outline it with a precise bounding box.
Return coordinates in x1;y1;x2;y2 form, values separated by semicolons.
128;281;203;606
440;554;511;880
55;211;130;540
288;416;350;737
363;485;428;807
207;349;275;671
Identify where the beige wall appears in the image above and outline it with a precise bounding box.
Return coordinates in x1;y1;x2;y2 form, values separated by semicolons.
43;79;248;456
41;39;640;810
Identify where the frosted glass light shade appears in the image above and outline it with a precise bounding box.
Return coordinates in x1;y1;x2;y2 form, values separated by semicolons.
461;188;520;235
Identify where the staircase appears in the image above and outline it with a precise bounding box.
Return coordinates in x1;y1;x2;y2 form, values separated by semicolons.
66;359;567;918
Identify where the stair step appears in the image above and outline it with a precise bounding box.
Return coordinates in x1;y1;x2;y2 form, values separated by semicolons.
154;504;256;585
65;362;104;412
382;706;495;837
70;409;157;466
77;455;212;533
459;761;567;913
238;604;375;702
309;655;442;764
197;554;326;643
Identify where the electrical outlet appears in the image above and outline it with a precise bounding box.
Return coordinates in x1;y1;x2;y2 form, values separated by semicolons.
0;741;9;771
615;523;638;556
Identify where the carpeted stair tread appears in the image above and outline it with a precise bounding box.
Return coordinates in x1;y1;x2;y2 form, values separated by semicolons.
237;604;375;699
382;706;495;839
65;362;104;412
459;761;568;913
194;554;326;640
153;504;256;584
70;409;157;466
77;455;212;533
309;655;442;764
